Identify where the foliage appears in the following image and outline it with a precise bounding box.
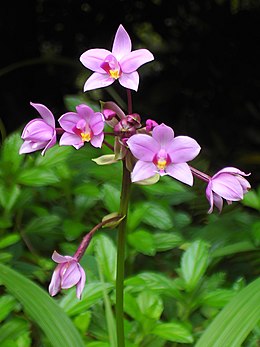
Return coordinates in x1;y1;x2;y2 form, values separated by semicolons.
0;130;259;346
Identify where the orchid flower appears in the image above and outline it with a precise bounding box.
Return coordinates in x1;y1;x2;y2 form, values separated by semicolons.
80;24;154;91
49;251;86;299
19;102;56;156
58;104;104;149
127;123;201;185
206;167;251;213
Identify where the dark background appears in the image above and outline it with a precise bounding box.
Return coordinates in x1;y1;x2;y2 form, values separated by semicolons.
1;0;260;183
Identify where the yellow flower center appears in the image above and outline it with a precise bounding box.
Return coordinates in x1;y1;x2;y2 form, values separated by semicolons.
157;158;167;170
81;132;91;142
109;69;120;79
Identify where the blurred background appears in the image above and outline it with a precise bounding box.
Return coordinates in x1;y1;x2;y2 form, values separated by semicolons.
0;0;260;183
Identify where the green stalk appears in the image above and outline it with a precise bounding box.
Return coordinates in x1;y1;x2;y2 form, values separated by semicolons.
116;160;131;347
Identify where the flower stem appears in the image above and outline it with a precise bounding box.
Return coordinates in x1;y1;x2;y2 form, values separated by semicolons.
116;160;131;347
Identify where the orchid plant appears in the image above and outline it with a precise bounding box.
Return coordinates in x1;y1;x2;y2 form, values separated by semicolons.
19;24;251;346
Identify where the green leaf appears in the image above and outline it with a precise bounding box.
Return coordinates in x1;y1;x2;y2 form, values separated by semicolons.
94;234;117;282
35;145;72;168
1;133;23;173
0;317;29;344
242;190;260;211
128;230;156;256
0;234;21;249
153;232;183;252
25;215;61;235
0;184;21;212
137;291;163;320
102;184;120;213
59;282;114;316
201;289;236;308
195;277;260;347
0;263;85;347
0;295;18;322
18;168;59;186
125;272;182;299
152;322;194;343
181;240;209;291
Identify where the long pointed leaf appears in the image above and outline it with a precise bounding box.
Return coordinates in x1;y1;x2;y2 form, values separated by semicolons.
0;263;85;347
195;277;260;347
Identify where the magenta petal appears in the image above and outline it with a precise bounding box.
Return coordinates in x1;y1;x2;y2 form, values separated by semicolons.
211;174;244;200
49;264;62;296
52;251;74;263
30;102;55;128
83;72;114;91
127;134;159;161
61;262;81;289
58;112;81;133
91;133;104;148
119;71;139;91
76;265;86;299
167;136;201;163
206;182;214;214
236;175;251;193
79;48;112;72
166;162;193;186
120;49;154;73
59;132;84;149
112;24;132;60
152;124;174;148
131;160;157;182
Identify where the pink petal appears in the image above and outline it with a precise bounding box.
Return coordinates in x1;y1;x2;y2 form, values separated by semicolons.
212;192;224;213
61;262;81;289
120;49;154;73
79;48;112;72
213;167;249;178
75;104;94;122
19;140;46;154
167;136;201;163
91;133;104;148
131;160;157;182
88;113;105;135
30;102;55;128
58;112;81;133
41;134;57;156
119;71;139;91
22;120;54;141
127;134;159;161
76;265;86;299
206;181;214;214
83;72;114;91
166;162;193;186
236;175;251;193
152;124;174;148
52;251;74;263
212;174;244;200
112;25;132;60
59;132;84;149
102;101;126;120
49;264;62;296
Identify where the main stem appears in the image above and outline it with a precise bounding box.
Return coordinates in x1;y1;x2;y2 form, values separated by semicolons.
116;160;131;347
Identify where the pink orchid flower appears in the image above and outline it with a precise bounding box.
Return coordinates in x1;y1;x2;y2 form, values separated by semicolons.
127;123;201;185
206;167;251;213
49;251;86;299
80;24;154;92
58;104;104;149
19;102;56;156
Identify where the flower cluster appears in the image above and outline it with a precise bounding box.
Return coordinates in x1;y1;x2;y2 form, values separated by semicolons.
19;24;251;298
